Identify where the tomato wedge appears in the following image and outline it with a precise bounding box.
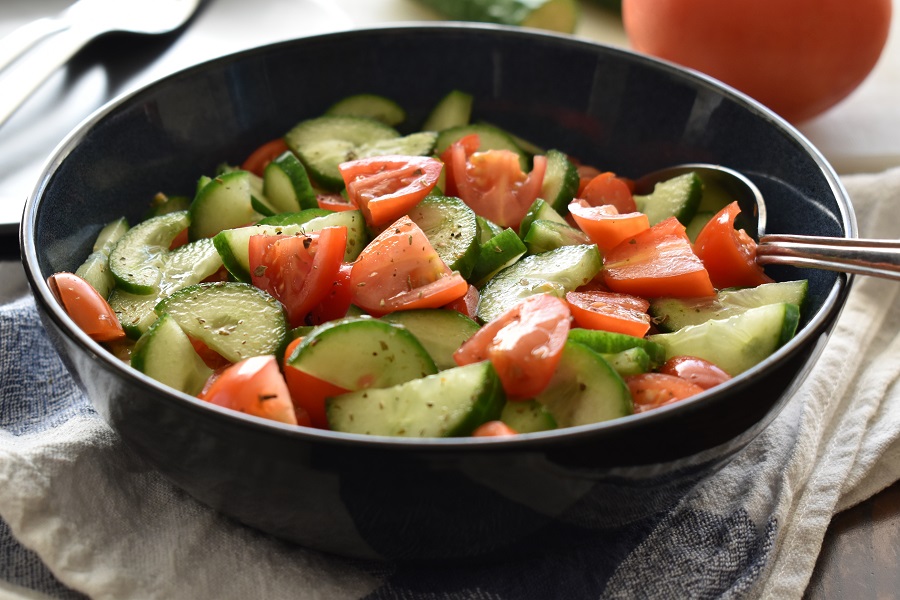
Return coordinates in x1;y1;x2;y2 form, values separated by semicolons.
249;226;348;328
472;421;518;437
659;356;732;390
603;217;716;298
200;355;302;425
454;294;571;399
339;155;442;227
350;215;468;316
565;290;652;338
316;192;357;212
241;138;289;177
580;171;638;213
48;272;125;342
694;201;774;289
568;199;650;252
444;134;546;230
307;262;354;325
443;284;479;319
283;362;348;429
625;372;705;413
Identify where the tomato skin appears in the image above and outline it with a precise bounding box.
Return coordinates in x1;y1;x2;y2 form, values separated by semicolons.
454;294;571;399
659;356;731;390
200;355;300;425
603;217;716;298
622;0;892;123
443;284;479;319
339;155;442;227
249;226;347;328
694;201;774;289
241;138;289;177
316;193;356;212
48;272;125;342
283;364;347;430
189;337;231;371
350;215;467;316
472;421;518;437
307;263;354;325
565;290;652;338
568;199;650;252
625;372;705;413
580;172;637;214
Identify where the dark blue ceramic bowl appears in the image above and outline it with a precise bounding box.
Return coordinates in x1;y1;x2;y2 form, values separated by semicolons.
21;24;853;561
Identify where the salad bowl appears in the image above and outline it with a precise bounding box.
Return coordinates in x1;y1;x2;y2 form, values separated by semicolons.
20;24;853;561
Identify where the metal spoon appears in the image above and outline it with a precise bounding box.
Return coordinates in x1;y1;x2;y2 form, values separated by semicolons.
634;163;900;281
0;0;201;130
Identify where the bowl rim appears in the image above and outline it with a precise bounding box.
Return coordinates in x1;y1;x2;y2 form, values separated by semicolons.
19;22;855;451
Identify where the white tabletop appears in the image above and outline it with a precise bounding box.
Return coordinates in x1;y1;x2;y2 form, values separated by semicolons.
1;0;897;235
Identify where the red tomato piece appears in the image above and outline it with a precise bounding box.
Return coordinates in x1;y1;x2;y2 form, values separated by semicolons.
625;372;706;413
444;135;547;230
189;337;232;371
316;193;357;212
249;227;347;328
307;262;354;325
472;421;518;437
659;356;732;390
454;294;572;399
576;164;603;197
339;155;442;227
350;215;468;316
565;290;652;338
439;133;481;197
241;138;289;177
47;272;125;342
568;199;650;252
443;284;480;319
201;355;300;425
283;362;349;429
580;171;638;213
603;217;716;298
694;201;775;289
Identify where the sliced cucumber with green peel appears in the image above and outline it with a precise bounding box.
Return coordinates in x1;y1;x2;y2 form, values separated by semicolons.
536;341;632;427
540;149;580;213
649;280;809;332
257;208;331;226
522;219;592;255
469;227;527;288
434;123;528;170
422;89;473;131
326;361;505;437
155;282;289;364
519;197;568;240
600;346;652;377
189;171;263;241
685;210;715;242
407;195;480;279
634;171;702;226
381;309;480;370
477;244;603;322
109;211;190;295
286;317;438;391
567;327;667;367
131;313;212;396
501;399;557;433
263;151;318;212
145;193;191;219
415;0;579;33
476;215;504;243
325;94;406;127
75;217;129;298
648;302;801;376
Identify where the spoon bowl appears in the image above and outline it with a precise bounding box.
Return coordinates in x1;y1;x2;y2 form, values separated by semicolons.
636;163;900;281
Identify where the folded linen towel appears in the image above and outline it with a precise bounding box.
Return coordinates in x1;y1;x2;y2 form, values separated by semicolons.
1;167;900;599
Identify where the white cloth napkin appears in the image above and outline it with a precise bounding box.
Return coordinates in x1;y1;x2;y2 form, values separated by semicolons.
1;167;900;599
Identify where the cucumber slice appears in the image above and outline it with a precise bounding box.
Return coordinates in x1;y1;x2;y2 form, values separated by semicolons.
536;341;632;427
476;244;603;322
75;217;129;298
407;195;480;279
416;0;579;33
476;215;504;243
110;238;225;338
648;302;801;376
287;317;438;391
263;151;318;212
381;309;480;370
567;327;667;367
131;313;212;396
500;399;557;433
326;361;505;437
434;123;528;171
634;171;702;226
540;149;580;213
188;171;263;241
325;93;406;127
156;282;289;364
600;347;652;377
109;211;190;294
257;208;332;226
469;227;527;288
522;219;592;255
519;197;568;241
301;209;369;261
685;210;715;242
422;89;473;131
649;280;809;332
145;193;191;219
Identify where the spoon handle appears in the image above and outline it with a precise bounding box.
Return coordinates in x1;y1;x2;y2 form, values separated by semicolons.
757;234;900;281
